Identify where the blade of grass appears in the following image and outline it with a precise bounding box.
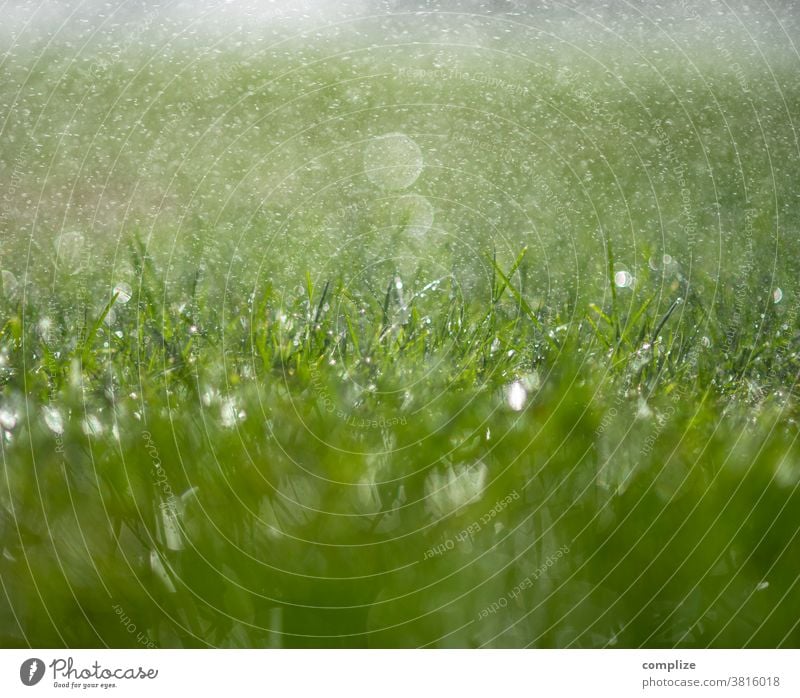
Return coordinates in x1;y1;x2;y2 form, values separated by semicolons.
486;252;560;351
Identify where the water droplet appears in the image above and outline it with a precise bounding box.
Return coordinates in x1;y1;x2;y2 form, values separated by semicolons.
220;397;245;427
113;282;132;304
37;317;54;342
202;388;219;406
82;414;103;437
506;381;527;411
614;270;633;288
43;406;64;435
364;133;423;190
391;194;434;236
0;408;18;430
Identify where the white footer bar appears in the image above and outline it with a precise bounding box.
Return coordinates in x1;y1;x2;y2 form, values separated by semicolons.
1;649;797;697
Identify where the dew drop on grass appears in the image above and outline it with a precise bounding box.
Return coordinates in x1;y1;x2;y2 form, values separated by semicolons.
364;133;423;190
220;397;245;427
391;194;434;236
43;406;65;435
113;282;132;304
37;317;54;342
506;381;527;411
81;414;103;437
0;408;18;430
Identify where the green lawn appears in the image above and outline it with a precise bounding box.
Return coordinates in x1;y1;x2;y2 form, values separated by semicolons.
1;23;800;647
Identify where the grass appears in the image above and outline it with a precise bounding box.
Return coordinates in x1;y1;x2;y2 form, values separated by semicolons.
1;24;800;647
